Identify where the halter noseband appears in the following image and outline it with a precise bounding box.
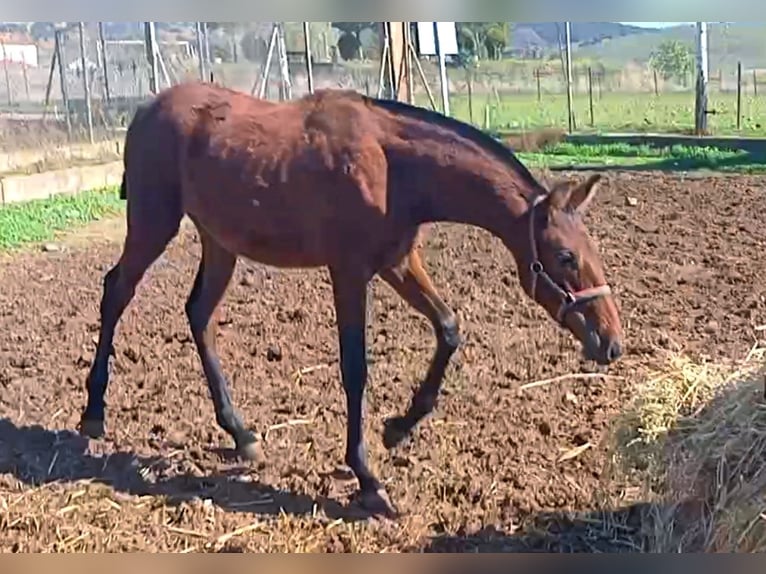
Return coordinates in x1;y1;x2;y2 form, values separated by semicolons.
527;195;612;325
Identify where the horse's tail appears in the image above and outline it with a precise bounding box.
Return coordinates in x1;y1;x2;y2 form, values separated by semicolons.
118;100;152;202
119;171;127;200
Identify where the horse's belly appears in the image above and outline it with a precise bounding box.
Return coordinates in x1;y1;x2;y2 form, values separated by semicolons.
184;189;416;271
239;244;327;268
192;217;328;269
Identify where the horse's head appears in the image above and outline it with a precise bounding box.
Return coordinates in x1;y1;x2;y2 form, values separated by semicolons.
518;174;623;366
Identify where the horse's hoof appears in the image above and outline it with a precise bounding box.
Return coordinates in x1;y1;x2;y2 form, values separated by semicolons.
238;437;266;467
78;418;105;439
383;416;410;450
359;487;399;519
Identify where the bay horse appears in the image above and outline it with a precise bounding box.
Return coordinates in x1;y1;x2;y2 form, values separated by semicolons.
78;82;623;518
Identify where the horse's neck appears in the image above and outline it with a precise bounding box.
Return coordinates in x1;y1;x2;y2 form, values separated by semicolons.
387;137;534;248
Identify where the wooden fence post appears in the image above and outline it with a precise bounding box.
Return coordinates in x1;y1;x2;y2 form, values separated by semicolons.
736;61;742;130
536;68;541;102
587;67;595;127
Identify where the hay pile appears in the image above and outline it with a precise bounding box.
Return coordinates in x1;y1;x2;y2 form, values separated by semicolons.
609;344;766;552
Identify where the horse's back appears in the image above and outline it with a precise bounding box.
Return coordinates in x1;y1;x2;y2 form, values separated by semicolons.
126;82;380;169
121;82;401;267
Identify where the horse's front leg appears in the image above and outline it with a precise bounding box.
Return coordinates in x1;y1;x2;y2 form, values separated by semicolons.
378;248;461;449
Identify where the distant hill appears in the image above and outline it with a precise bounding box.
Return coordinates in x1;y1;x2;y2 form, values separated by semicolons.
510;22;660;51
507;22;766;72
576;22;766;70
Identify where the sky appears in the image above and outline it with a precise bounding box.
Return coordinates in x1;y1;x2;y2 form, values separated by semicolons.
621;22;691;28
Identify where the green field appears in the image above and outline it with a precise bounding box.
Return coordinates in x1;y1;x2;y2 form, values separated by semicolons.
210;57;765;137
417;91;766;136
0;187;123;250
517;142;766;173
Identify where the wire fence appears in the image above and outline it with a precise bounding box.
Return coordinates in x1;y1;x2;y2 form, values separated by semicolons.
1;22;764;150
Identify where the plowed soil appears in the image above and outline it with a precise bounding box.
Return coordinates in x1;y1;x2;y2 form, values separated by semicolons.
0;171;764;552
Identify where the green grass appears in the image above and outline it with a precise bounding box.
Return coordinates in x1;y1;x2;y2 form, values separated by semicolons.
0;187;124;250
542;142;754;161
516;142;766;173
420;91;766;137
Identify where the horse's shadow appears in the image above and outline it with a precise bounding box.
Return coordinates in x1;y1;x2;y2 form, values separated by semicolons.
419;509;650;554
0;418;364;521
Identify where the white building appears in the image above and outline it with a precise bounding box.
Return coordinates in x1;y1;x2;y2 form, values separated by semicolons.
0;41;39;68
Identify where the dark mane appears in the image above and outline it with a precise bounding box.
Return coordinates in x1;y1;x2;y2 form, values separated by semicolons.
366;96;546;196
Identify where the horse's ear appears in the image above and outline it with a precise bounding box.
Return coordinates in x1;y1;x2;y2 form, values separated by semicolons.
547;178;574;211
567;174;602;214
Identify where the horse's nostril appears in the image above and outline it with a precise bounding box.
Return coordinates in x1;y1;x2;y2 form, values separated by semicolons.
606;340;623;362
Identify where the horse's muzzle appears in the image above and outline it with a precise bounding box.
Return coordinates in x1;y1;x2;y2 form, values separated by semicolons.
572;311;623;366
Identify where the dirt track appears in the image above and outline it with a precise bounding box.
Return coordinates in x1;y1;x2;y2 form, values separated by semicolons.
0;171;764;552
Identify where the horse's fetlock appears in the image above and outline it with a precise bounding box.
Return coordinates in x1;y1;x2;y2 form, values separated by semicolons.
439;314;461;350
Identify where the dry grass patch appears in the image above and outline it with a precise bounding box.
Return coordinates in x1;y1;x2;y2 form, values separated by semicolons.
607;342;766;552
502;128;567;153
0;477;425;552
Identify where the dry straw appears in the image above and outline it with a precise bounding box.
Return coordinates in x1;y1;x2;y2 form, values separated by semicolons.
608;343;766;552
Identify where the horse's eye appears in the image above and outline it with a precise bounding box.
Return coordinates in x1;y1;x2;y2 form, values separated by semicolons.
556;250;578;270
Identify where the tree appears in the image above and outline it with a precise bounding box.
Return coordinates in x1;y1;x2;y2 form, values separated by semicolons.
337;33;361;61
240;32;268;61
204;22;242;62
332;22;377;60
30;22;56;40
650;40;694;82
457;22;509;60
484;23;509;59
332;22;377;38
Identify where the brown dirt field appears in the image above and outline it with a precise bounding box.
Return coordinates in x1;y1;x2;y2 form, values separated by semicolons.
0;170;764;552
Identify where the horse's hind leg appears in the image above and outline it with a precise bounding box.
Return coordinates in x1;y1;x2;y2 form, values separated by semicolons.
185;225;263;464
329;262;397;517
79;202;182;438
378;248;461;450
